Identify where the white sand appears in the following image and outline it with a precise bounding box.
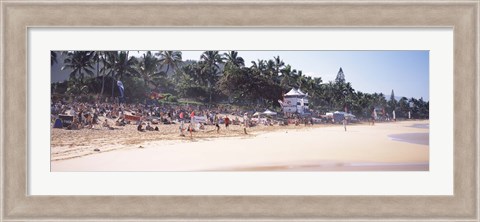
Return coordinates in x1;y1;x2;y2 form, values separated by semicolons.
51;120;429;171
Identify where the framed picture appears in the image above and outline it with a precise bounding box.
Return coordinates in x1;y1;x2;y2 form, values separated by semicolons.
1;0;478;221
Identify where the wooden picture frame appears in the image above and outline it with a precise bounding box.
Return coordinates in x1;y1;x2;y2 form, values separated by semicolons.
1;0;478;221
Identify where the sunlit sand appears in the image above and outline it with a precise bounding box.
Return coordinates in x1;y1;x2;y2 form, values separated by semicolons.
51;120;429;171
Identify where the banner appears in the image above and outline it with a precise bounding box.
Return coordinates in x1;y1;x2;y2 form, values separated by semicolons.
193;116;207;123
117;80;125;99
124;114;141;122
58;115;73;127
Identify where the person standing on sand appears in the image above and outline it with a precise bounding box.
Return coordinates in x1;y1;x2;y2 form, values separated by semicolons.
371;108;376;126
243;113;249;134
343;117;347;131
214;114;220;133
190;110;195;123
179;111;185;136
224;115;230;130
179;111;184;122
189;110;195;138
187;121;193;139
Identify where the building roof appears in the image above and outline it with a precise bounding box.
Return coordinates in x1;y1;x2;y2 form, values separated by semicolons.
284;88;306;97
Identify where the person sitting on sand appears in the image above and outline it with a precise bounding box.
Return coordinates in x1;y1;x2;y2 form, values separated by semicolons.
115;118;126;126
84;113;93;129
93;112;99;124
146;123;154;131
68;117;79;130
137;122;145;132
102;119;109;128
103;119;114;130
154;126;159;131
234;116;239;125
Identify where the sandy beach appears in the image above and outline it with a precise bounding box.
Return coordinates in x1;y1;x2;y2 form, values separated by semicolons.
51;120;429;171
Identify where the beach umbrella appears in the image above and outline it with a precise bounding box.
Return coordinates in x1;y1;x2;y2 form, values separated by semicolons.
263;109;277;116
253;112;262;117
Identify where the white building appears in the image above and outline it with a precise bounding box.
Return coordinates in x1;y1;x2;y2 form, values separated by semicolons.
279;88;309;115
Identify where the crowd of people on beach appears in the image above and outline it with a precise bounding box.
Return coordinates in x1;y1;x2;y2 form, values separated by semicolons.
51;97;283;136
51;96;404;138
52;98;333;138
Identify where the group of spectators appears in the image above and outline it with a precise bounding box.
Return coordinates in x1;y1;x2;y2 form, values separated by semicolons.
52;97;338;137
51;99;257;133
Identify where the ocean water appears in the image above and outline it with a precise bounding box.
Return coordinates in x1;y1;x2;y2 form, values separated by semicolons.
408;123;429;129
388;133;429;145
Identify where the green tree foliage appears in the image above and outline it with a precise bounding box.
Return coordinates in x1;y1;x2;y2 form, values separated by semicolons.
61;51;95;83
133;51;162;88
51;51;58;66
199;51;225;103
156;51;183;76
335;67;345;83
53;50;429;119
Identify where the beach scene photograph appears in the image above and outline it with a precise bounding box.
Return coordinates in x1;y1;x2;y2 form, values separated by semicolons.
50;50;429;171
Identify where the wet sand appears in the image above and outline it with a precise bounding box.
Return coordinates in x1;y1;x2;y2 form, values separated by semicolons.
51;120;429;171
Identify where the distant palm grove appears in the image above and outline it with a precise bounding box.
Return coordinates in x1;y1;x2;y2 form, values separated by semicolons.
51;51;429;120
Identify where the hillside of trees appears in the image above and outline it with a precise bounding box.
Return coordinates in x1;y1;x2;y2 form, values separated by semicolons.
51;51;429;119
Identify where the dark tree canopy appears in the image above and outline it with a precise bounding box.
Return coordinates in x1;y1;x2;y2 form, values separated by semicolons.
335;67;345;84
52;51;429;119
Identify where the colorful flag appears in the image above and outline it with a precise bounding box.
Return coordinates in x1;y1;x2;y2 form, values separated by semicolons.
117;81;125;99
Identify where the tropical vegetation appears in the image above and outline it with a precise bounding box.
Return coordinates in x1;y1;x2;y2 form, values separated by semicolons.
51;51;429;119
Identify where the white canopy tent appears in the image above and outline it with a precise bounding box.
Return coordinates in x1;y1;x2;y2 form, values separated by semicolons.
252;112;263;117
263;109;277;116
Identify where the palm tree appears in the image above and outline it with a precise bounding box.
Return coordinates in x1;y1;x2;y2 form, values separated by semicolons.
51;51;58;66
134;51;162;88
98;52;109;98
61;51;95;83
398;97;410;118
200;51;225;103
273;55;285;75
156;51;182;76
224;51;245;68
279;65;297;90
295;70;305;88
318;82;335;112
250;59;267;76
99;51;137;97
200;51;224;71
99;51;117;98
114;51;137;81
